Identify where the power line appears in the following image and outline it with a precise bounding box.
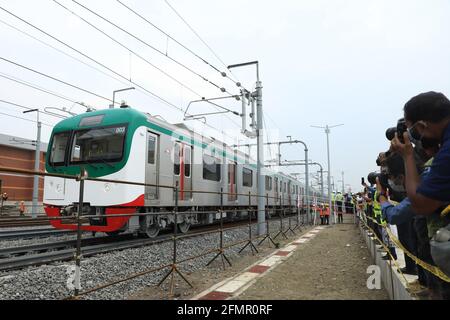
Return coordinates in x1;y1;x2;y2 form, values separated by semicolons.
0;5;169;106
53;0;202;99
71;0;235;96
0;98;66;120
0;71;83;108
163;0;240;83
0;17;139;97
0;108;54;128
57;0;243;133
115;0;239;87
0;56;114;103
0;4;239;140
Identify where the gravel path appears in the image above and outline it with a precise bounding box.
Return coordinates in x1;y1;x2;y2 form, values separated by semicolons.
237;216;389;300
0;217;303;300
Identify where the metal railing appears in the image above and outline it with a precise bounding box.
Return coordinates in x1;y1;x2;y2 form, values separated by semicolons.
0;166;332;299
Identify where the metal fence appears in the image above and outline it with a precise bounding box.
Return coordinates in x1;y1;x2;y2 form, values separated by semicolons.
0;165;339;299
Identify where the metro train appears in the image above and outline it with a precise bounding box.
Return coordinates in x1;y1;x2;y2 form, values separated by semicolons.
43;106;319;237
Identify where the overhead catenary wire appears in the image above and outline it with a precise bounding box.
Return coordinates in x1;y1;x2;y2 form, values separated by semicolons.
0;17;142;99
0;98;66;120
0;5;171;107
0;108;54;128
115;0;238;87
163;0;240;84
0;4;239;140
53;0;202;99
0;71;84;109
52;0;242;132
0;56;114;104
70;0;236;97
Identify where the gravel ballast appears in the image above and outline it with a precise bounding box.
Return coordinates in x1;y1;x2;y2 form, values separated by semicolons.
0;217;305;300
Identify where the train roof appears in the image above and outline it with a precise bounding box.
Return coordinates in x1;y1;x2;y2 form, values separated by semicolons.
50;107;306;186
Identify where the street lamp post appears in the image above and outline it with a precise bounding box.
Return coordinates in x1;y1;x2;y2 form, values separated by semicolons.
109;87;135;108
23;109;41;218
311;124;344;224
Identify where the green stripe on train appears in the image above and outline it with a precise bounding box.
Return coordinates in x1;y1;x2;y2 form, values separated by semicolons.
45;108;261;178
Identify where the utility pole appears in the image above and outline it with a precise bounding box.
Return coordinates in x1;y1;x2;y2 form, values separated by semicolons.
341;171;345;194
234;138;310;224
311;124;344;224
23;109;41;218
228;61;265;235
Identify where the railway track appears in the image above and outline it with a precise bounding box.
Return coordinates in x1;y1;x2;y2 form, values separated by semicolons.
0;233;154;271
0;228;76;240
0;217;51;228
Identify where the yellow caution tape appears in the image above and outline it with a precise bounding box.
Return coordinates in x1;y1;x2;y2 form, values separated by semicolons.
441;204;450;218
364;215;450;283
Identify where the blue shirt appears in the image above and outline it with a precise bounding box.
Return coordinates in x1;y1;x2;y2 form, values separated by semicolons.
381;198;415;225
417;123;450;202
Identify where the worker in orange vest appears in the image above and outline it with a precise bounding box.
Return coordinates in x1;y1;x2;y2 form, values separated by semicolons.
19;201;26;216
318;204;325;225
324;204;330;225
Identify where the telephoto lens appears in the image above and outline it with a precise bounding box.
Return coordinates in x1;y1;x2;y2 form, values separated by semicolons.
385;127;396;141
396;118;407;142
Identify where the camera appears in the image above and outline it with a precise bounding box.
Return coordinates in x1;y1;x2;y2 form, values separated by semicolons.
385;118;407;142
367;172;390;189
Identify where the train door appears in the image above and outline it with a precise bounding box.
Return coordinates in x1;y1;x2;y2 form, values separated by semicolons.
228;161;237;201
173;142;192;201
274;177;279;201
288;181;292;206
145;131;159;200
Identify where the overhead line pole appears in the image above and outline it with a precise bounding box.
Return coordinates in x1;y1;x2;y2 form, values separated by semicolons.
228;61;266;236
311;124;344;225
23;109;41;218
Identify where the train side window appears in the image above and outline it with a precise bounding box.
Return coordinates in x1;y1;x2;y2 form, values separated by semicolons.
274;177;278;192
147;135;156;164
203;153;221;181
243;168;253;187
184;146;191;177
174;143;180;175
265;176;272;191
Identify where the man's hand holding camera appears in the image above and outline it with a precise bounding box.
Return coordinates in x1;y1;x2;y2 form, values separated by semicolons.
391;132;414;159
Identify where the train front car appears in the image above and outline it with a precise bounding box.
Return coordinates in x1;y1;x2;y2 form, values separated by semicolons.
43;108;147;235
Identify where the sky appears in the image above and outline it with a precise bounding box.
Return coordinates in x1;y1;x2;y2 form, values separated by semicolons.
1;0;450;194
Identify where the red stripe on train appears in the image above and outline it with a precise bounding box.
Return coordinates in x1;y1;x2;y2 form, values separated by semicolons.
44;194;145;232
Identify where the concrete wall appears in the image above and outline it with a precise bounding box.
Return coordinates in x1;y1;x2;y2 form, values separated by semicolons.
360;224;414;300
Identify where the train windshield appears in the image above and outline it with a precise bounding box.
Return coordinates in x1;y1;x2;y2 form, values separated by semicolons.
70;125;127;164
49;131;70;166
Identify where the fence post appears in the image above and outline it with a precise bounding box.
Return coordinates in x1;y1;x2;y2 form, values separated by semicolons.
239;191;258;254
74;167;87;297
258;193;277;247
273;195;288;240
206;188;231;268
158;182;192;297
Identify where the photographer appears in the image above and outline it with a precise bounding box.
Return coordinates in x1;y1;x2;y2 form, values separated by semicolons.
377;153;418;273
391;91;450;214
